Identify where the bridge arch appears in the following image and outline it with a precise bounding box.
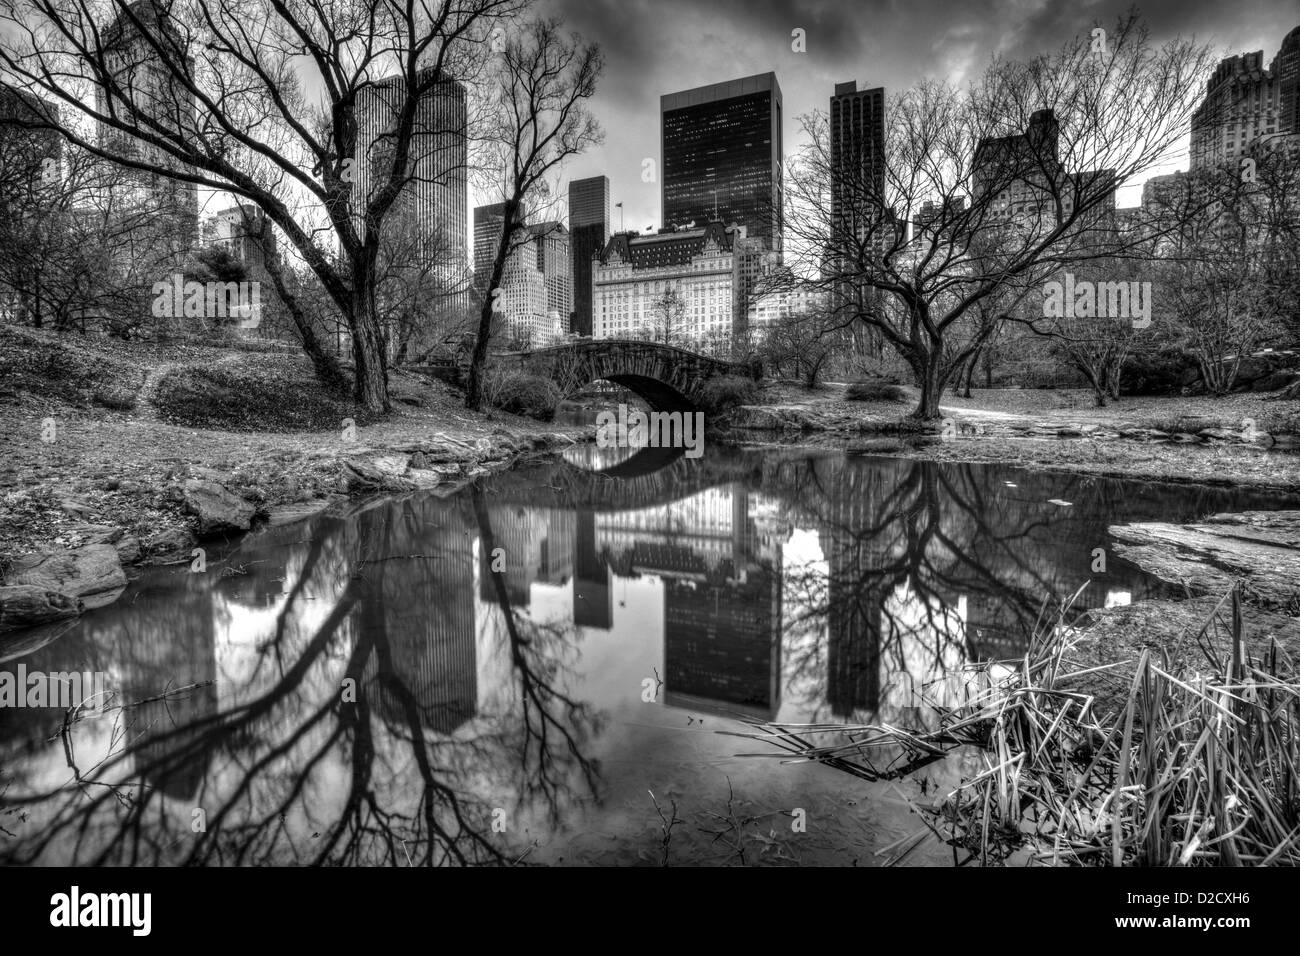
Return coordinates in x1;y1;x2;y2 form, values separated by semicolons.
496;340;760;412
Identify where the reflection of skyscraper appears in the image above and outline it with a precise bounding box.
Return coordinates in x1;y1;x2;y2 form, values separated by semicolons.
662;569;781;719
573;508;612;629
820;531;881;719
593;486;784;718
359;499;477;735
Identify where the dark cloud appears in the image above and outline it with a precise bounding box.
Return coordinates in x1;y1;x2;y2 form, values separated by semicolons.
533;0;1299;226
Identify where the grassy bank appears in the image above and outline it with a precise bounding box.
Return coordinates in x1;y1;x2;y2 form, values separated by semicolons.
0;327;586;565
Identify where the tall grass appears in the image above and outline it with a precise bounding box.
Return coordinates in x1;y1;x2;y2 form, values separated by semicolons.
731;587;1300;866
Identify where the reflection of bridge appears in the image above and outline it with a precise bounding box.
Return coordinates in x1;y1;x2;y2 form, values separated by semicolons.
494;340;759;411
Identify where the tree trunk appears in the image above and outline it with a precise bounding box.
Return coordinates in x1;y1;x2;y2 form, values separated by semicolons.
261;256;349;395
350;281;390;413
910;356;945;420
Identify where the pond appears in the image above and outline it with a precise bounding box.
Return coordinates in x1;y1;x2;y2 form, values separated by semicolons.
1;445;1293;866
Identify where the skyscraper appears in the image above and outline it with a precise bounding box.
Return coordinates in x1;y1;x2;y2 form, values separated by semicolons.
96;0;198;251
473;201;507;285
529;220;573;326
1275;26;1300;136
568;175;609;336
660;72;783;253
1191;49;1281;169
354;69;467;290
829;82;886;254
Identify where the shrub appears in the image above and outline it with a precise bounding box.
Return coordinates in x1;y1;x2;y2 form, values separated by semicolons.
697;375;759;415
482;369;562;420
845;379;907;402
153;359;363;431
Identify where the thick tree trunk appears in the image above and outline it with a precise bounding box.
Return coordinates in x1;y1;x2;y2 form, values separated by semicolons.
910;357;945;420
466;296;494;411
350;291;390;414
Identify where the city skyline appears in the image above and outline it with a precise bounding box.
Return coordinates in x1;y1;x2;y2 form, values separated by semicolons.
542;0;1298;231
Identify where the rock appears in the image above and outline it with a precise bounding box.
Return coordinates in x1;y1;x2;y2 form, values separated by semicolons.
1198;427;1242;442
0;585;84;634
116;479;147;494
191;465;234;482
60;497;95;518
263;500;334;527
369;454;411;477
1171;432;1199;443
341;459;414;493
142;526;196;558
5;544;127;610
1110;511;1300;610
1251;370;1300;392
182;478;256;535
846;437;906;455
1118;427;1170;441
63;523;141;564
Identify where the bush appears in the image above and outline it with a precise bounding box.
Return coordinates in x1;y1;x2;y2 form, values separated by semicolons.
482;369;562;420
1120;347;1191;395
845;379;907;402
697;375;759;415
153;358;365;431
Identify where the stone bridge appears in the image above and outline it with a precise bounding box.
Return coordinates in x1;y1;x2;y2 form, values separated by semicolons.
495;340;761;411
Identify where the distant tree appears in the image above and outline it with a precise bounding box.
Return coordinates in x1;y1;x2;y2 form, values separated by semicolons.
645;287;687;347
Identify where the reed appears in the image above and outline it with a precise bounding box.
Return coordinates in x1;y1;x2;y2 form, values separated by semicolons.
730;586;1300;866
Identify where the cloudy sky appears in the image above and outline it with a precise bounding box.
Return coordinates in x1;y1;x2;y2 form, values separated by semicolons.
537;0;1299;224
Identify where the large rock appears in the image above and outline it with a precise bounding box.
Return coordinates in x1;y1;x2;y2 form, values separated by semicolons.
5;544;127;609
182;478;256;535
0;585;84;634
1110;511;1300;610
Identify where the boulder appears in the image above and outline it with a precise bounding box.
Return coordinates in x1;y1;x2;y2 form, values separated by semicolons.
0;585;83;634
5;544;126;609
1110;511;1300;611
1251;370;1300;393
182;478;256;535
142;526;196;558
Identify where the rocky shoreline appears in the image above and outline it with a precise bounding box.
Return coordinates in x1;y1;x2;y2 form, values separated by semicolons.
0;426;585;650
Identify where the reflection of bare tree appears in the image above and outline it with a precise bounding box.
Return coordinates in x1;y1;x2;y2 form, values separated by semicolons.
0;490;601;866
770;455;1181;728
471;487;601;822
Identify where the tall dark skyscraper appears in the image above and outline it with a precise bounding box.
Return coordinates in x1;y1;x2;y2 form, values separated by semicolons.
1278;25;1300;135
568;175;609;336
473;201;507;287
660;72;783;253
829;81;886;252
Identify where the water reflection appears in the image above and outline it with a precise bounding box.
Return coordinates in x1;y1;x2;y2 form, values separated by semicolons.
1;449;1291;866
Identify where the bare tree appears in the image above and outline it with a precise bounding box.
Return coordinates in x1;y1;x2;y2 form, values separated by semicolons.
1;0;524;410
774;13;1215;419
464;16;601;410
644;286;686;347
